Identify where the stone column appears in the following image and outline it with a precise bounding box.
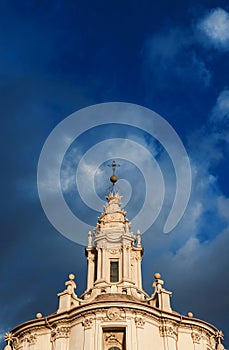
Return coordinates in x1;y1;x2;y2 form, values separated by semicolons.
97;248;101;280
87;251;95;290
102;248;107;281
127;245;131;280
136;253;142;289
123;245;127;279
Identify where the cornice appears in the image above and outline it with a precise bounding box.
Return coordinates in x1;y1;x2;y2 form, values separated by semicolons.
10;298;218;339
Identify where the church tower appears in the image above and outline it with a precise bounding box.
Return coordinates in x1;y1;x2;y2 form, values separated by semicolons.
84;190;144;301
4;163;225;350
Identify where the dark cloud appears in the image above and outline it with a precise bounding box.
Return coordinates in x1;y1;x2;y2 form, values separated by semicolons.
0;1;229;349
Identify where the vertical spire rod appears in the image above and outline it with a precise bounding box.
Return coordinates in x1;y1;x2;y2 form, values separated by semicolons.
108;160;120;192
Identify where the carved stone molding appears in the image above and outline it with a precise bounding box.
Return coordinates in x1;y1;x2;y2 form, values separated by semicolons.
5;333;20;350
191;331;202;344
104;329;125;348
19;331;38;346
106;307;125;321
108;248;121;255
82;317;94;330
12;339;20;350
51;323;70;341
88;256;95;263
27;333;37;345
209;335;216;348
160;322;178;340
131;251;141;261
135;317;145;328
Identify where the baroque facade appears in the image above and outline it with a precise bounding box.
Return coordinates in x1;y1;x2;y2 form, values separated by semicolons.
4;190;225;350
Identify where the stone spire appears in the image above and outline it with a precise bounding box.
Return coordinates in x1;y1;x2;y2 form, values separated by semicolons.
82;163;146;302
94;191;133;245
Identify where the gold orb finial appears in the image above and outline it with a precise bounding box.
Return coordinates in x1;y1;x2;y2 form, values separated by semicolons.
36;312;42;319
187;312;193;318
108;160;120;187
110;174;118;183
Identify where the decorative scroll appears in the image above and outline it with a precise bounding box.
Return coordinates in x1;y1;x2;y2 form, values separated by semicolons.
106;307;125;321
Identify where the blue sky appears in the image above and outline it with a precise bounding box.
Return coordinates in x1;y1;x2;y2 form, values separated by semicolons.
0;0;229;347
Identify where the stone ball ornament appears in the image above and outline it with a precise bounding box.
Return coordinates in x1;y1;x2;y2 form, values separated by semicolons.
154;272;161;279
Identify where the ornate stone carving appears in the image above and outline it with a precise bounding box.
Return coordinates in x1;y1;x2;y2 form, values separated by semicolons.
107;307;122;320
4;332;19;350
101;307;126;322
82;317;94;329
19;331;37;346
160;322;178;340
27;333;37;345
105;333;119;345
131;251;141;261
51;323;70;341
12;340;20;350
65;274;77;295
104;330;125;348
108;248;121;255
209;335;216;348
135;317;145;328
191;331;202;344
87;254;95;262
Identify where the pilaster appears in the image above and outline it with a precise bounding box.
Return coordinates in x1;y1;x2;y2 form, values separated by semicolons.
191;331;202;350
83;315;94;350
159;320;178;350
50;322;70;350
135;316;145;350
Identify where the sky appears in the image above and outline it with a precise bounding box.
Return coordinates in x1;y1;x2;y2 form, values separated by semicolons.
0;0;229;348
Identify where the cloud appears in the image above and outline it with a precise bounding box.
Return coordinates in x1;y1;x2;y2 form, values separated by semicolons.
197;8;229;50
143;27;211;88
142;87;229;336
211;89;229;126
217;196;229;221
0;330;5;343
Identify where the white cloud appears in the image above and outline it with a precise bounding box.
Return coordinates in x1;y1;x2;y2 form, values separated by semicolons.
0;329;5;342
143;89;229;323
211;89;229;123
143;27;211;86
198;8;229;49
217;196;229;221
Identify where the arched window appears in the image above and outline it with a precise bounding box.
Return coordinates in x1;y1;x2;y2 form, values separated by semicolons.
108;347;121;350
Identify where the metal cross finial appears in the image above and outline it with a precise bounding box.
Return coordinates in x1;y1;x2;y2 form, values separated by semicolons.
108;160;120;175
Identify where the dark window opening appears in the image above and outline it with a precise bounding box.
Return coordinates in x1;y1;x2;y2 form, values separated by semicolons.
94;259;97;282
110;261;119;282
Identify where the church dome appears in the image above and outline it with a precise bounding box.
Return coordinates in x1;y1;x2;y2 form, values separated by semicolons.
3;169;225;350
